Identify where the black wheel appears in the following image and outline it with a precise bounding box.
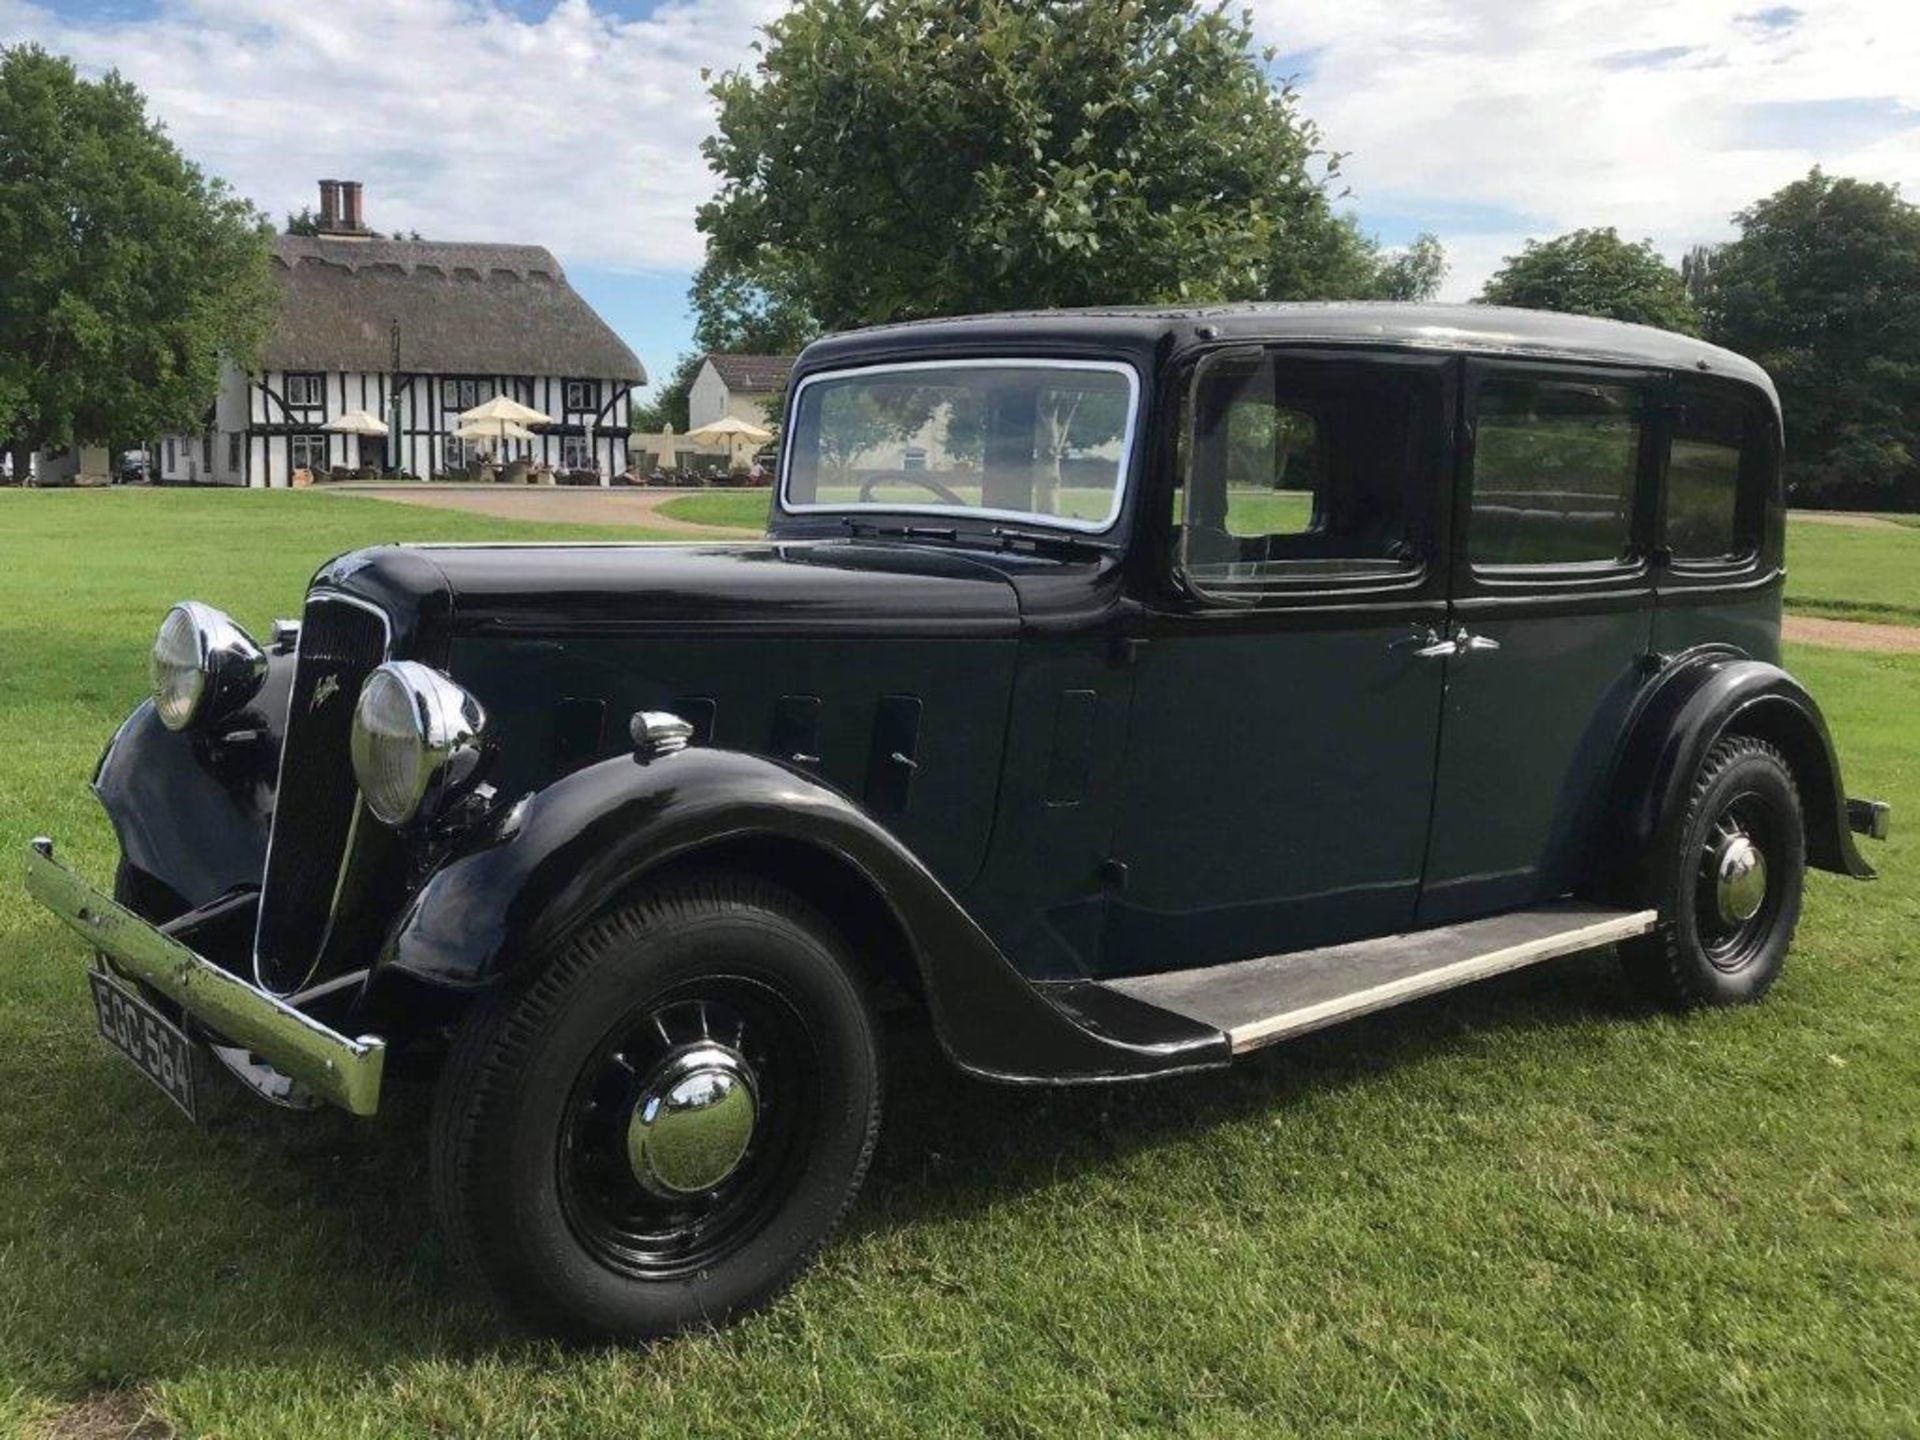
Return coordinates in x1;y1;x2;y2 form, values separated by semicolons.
429;872;882;1341
1620;735;1806;1007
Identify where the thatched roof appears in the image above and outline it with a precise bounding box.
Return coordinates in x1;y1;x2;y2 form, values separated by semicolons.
263;235;643;382
705;353;795;393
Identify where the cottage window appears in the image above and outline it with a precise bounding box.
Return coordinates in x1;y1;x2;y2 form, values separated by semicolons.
228;433;242;475
564;380;598;414
289;433;329;473
444;435;479;470
285;373;325;410
442;378;486;412
561;435;592;471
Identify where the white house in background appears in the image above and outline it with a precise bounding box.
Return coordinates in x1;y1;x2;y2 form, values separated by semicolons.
154;180;644;487
688;353;795;433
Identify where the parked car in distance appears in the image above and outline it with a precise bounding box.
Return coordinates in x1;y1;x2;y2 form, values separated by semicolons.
25;303;1889;1341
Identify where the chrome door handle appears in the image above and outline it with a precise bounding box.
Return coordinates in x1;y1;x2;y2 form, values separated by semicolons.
1401;627;1499;660
1394;626;1458;658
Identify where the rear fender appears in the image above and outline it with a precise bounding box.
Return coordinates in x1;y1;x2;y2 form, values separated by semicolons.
379;747;1226;1083
1599;650;1873;900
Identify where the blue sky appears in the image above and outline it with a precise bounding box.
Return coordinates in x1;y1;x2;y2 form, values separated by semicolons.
5;0;1917;389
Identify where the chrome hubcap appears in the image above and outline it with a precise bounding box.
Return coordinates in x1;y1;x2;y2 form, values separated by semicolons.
625;1043;759;1198
1713;832;1769;926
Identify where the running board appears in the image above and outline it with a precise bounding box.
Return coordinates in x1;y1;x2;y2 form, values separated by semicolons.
1100;901;1659;1055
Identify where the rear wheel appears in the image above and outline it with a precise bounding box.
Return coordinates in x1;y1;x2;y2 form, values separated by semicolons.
430;872;882;1340
1620;735;1806;1007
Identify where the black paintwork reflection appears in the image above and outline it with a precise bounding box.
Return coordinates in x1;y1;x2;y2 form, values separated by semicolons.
383;540;1022;639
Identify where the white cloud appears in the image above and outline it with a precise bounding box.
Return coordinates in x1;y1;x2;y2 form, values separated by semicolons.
0;0;785;272
3;0;1918;305
1251;0;1920;296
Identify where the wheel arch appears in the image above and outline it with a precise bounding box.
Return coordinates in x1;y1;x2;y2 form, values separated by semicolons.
618;832;926;1008
1597;649;1873;902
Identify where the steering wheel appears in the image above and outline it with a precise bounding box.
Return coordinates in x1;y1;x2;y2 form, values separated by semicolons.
857;471;967;507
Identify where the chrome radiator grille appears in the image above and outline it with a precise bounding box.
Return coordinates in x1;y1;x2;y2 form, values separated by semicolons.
253;594;390;994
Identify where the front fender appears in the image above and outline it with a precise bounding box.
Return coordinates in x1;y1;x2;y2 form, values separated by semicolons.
93;654;294;911
1601;650;1873;899
379;746;1227;1083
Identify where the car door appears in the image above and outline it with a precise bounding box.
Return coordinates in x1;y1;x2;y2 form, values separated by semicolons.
1418;361;1660;924
1100;347;1454;977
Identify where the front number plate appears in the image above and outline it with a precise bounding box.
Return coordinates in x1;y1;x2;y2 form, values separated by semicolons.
88;969;198;1121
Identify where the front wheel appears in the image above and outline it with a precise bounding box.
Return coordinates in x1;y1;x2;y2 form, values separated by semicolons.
1619;735;1806;1007
430;873;882;1340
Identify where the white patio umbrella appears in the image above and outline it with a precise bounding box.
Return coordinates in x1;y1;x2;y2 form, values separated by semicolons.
685;414;773;468
455;418;537;455
321;409;390;471
456;396;553;457
321;408;389;436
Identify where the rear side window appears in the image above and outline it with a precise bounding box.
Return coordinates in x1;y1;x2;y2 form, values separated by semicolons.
1176;351;1435;596
1667;393;1751;563
1471;378;1643;568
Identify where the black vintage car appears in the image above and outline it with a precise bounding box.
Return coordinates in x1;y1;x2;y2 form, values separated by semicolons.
27;304;1890;1339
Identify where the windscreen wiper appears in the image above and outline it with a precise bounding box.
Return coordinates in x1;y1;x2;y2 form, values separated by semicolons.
988;526;1108;559
840;516;960;543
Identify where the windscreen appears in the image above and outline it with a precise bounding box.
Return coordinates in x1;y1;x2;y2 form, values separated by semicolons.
782;361;1139;531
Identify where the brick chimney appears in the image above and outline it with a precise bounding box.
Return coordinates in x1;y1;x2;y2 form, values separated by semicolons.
315;178;370;238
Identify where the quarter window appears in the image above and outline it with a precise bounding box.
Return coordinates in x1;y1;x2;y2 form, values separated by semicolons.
1177;351;1433;594
1471;378;1641;568
1666;393;1751;563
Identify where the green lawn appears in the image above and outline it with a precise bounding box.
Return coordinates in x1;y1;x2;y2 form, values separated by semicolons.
1785;520;1920;625
2;490;1917;1437
660;489;773;531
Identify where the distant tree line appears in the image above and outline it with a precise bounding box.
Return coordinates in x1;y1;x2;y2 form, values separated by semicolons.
1477;173;1920;509
652;0;1917;510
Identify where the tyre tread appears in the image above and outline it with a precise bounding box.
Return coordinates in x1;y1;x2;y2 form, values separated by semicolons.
428;870;882;1337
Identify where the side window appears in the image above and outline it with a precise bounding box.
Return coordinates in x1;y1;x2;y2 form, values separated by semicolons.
1666;391;1752;563
1177;351;1431;595
1471;377;1642;568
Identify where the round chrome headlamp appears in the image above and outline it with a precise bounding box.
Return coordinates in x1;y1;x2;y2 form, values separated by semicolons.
149;601;268;732
349;661;491;827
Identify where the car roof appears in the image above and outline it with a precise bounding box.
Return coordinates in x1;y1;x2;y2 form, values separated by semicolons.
798;302;1777;410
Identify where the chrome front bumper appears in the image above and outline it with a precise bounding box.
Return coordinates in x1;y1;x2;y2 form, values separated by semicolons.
23;839;386;1116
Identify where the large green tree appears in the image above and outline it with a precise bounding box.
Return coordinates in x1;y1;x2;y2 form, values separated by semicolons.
0;45;273;481
1479;228;1700;335
1702;169;1920;507
693;0;1408;341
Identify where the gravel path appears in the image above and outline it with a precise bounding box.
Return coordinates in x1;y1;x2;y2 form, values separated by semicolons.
1788;509;1908;530
330;483;753;536
1783;615;1920;653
